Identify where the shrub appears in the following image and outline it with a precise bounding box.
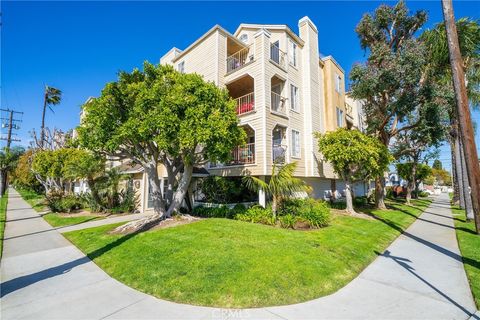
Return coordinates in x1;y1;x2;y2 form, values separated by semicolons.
278;199;304;216
296;198;330;228
81;192;103;212
278;214;296;229
192;205;230;218
418;191;429;198
327;201;346;210
235;206;275;225
197;176;256;204
46;191;84;213
386;186;394;199
112;187;139;213
354;196;368;207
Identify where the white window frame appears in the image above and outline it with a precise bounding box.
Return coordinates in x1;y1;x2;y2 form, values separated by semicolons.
177;61;185;73
291;129;301;158
290;84;299;111
335;73;342;93
336;107;344;127
239;34;248;43
288;39;297;67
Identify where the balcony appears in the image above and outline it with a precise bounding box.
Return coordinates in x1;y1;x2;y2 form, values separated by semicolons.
230;143;255;165
210;125;255;168
271;91;287;116
235;92;255;115
272;144;287;164
270;43;286;69
227;46;253;73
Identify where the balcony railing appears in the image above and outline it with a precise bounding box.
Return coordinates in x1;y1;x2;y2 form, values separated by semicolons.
235;92;255;115
271;91;287;116
272;144;287;164
209;143;255;167
270;44;286;68
230;143;255;165
227;46;253;73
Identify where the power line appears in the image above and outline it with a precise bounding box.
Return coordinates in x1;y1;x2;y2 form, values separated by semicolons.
0;108;23;148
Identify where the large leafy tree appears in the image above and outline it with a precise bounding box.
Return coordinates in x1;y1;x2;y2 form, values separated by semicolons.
77;62;244;232
316;129;391;214
350;1;428;209
11;149;43;192
396;163;432;203
391;84;448;203
243;162;311;218
31;148;74;193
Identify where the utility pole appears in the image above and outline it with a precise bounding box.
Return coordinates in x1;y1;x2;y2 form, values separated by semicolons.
0;108;23;196
0;108;23;149
442;0;480;233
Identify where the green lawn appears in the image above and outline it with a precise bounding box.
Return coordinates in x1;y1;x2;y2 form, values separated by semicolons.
451;205;480;308
64;199;431;308
0;193;8;258
16;188;46;212
43;213;104;228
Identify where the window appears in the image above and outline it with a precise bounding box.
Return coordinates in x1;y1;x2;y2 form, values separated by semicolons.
177;61;185;73
290;84;299;111
335;73;342;93
288;39;297;67
336;107;344;127
291;130;301;158
239;34;248;43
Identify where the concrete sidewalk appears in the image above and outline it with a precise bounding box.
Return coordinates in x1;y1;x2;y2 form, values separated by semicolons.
1;188;478;319
57;212;152;233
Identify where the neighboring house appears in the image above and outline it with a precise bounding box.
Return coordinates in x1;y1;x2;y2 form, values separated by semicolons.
345;93;366;132
94;17;369;212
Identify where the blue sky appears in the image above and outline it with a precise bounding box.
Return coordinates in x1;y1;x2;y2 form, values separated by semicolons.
2;1;479;172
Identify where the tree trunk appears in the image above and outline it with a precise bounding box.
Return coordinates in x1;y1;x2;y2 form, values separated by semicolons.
451;142;460;205
454;132;466;209
40;92;48;149
0;170;5;197
460;139;474;220
271;195;278;220
375;176;387;209
345;179;356;214
443;0;480;233
165;174;175;207
166;165;193;217
406;162;417;205
113;163;166;234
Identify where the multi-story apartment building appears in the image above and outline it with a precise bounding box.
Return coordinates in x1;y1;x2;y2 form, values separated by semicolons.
101;17;367;212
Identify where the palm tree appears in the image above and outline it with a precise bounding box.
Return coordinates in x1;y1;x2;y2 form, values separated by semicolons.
40;85;62;148
243;162;312;219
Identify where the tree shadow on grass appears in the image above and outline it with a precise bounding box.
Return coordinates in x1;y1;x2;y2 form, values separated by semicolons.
0;230;138;298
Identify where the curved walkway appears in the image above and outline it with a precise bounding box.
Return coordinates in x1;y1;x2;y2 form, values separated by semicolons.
1;189;478;319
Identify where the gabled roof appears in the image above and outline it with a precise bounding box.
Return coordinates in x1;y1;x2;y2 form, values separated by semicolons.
159;47;182;63
234;23;304;46
171;25;247;63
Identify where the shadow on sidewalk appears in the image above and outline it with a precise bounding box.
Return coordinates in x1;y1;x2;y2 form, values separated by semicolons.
0;231;138;298
376;250;478;319
372;203;480;272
